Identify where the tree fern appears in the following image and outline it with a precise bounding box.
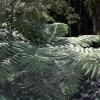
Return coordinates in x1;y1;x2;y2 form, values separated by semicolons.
0;0;100;99
54;35;100;47
8;43;82;99
0;26;100;99
66;45;100;79
68;35;100;47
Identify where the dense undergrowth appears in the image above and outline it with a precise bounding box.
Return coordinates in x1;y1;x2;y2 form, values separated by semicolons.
0;24;100;100
0;0;100;100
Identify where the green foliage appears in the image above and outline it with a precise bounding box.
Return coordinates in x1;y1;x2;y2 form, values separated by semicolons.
0;95;11;100
48;23;69;36
0;37;82;99
67;35;100;47
0;29;100;99
46;0;80;24
68;45;100;79
0;0;100;100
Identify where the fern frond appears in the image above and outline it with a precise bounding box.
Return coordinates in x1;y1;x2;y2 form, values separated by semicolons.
0;36;100;99
54;35;100;47
67;45;100;79
0;29;12;41
4;38;99;99
68;35;100;47
8;43;82;99
0;95;12;100
0;43;18;82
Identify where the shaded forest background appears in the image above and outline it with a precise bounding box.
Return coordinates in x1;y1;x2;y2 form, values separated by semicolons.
45;0;100;36
0;0;100;36
48;0;100;36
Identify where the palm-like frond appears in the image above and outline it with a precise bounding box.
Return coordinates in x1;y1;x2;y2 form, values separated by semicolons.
0;24;100;99
67;45;100;79
8;43;82;99
68;35;100;47
11;40;100;99
0;34;100;99
55;35;100;47
0;28;26;83
0;40;15;81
